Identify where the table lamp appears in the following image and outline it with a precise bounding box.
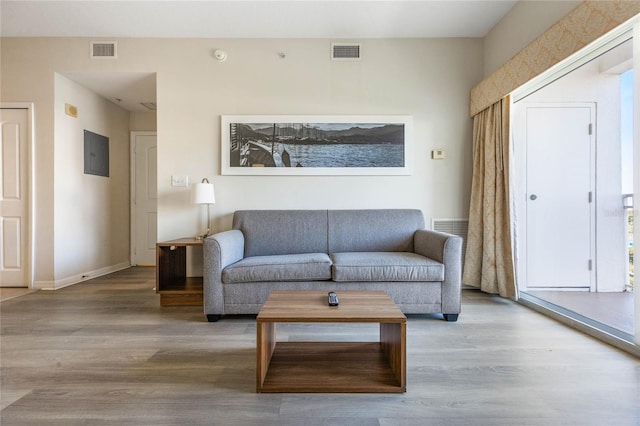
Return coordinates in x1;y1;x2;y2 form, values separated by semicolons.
192;178;216;239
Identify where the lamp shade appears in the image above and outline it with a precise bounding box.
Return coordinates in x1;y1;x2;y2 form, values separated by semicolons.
192;181;215;204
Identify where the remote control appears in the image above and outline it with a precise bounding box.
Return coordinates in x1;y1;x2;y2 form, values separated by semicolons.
328;291;339;306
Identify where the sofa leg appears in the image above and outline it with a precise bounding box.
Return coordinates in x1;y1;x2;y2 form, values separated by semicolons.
443;314;459;322
206;314;221;322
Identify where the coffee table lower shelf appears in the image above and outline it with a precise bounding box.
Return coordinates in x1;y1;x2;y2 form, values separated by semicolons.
258;341;405;393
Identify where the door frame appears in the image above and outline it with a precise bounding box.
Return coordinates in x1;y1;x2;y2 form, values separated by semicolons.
1;103;35;288
130;131;157;266
513;102;597;292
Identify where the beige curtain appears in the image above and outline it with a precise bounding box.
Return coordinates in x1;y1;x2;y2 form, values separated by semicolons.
462;96;516;298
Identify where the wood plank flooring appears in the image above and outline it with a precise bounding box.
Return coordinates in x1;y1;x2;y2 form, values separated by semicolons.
0;288;37;302
1;267;639;425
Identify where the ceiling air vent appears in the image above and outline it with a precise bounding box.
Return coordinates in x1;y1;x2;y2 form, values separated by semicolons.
90;41;117;59
332;43;361;60
140;102;157;111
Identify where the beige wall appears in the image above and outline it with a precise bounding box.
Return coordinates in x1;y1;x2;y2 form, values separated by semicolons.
130;111;157;131
483;0;581;77
154;38;481;239
1;37;482;284
1;39;57;284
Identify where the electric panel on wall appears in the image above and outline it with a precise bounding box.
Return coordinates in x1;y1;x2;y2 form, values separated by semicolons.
84;130;109;177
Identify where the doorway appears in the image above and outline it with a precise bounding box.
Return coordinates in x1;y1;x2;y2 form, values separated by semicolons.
61;72;157;268
513;35;635;338
131;132;157;266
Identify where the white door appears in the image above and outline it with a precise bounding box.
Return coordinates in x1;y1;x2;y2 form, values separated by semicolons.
0;108;29;287
131;132;157;266
525;105;595;290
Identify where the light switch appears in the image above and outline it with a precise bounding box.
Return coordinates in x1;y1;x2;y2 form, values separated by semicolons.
431;149;446;160
171;175;189;187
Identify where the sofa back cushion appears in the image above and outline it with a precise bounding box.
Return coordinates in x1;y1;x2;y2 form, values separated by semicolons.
233;210;329;257
328;209;424;253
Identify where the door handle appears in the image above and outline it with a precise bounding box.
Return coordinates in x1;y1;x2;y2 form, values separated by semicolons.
530;194;537;200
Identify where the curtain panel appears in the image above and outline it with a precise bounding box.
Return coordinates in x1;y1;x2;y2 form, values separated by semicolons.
470;1;640;117
465;1;640;298
463;97;516;298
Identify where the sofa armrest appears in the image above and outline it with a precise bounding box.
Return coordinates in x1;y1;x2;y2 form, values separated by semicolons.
203;230;245;317
414;229;463;315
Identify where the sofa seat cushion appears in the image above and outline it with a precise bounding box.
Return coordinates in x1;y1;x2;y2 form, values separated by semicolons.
222;253;332;284
331;252;444;282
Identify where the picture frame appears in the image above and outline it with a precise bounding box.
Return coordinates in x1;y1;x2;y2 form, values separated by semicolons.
221;115;413;175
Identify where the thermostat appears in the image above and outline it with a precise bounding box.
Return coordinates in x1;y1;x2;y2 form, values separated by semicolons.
432;149;446;159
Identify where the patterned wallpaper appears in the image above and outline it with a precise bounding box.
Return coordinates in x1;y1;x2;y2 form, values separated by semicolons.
470;1;640;117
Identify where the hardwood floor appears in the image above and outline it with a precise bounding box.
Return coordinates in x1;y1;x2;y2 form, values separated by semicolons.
1;267;639;425
0;288;36;302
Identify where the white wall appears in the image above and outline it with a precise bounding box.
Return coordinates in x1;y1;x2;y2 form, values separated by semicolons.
52;74;131;287
483;1;581;77
1;37;482;285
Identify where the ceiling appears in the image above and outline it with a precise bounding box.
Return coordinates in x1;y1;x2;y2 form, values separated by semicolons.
2;1;517;111
61;72;158;112
1;1;516;39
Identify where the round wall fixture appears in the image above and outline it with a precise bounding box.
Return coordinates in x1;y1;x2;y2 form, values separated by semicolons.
213;49;227;62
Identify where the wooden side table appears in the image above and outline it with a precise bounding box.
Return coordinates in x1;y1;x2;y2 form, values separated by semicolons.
156;238;203;306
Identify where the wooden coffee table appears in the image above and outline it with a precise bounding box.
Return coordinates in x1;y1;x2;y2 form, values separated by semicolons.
256;290;406;393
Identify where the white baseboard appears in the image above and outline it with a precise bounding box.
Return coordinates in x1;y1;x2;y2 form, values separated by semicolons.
32;280;55;289
34;262;132;290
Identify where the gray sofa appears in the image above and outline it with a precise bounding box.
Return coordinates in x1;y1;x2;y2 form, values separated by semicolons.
203;209;462;322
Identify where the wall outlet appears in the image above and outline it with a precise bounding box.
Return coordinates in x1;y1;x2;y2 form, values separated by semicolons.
171;175;189;187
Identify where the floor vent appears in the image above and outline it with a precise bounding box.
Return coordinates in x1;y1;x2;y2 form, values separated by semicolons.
432;219;469;267
90;42;117;59
332;43;361;60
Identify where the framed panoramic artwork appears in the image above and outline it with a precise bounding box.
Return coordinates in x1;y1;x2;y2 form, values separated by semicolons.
221;115;413;175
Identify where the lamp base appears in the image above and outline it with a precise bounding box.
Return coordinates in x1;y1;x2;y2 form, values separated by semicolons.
195;229;210;241
195;204;213;240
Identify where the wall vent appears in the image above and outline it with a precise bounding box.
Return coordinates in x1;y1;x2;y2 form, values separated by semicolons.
432;219;469;269
90;41;117;59
332;43;361;60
